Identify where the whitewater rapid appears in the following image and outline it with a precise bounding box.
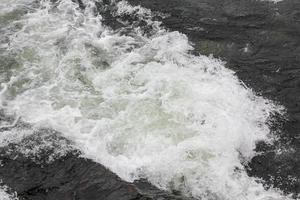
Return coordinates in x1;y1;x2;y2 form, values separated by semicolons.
0;0;291;199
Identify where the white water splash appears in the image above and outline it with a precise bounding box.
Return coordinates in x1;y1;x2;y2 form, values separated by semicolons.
0;0;291;199
0;186;18;200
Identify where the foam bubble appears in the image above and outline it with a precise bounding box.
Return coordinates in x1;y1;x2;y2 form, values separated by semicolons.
0;186;18;200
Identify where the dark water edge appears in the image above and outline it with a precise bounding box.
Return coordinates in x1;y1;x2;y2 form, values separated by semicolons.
0;112;193;200
125;0;300;197
0;0;299;199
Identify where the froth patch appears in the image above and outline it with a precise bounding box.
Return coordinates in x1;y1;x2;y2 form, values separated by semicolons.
0;186;18;200
0;129;78;164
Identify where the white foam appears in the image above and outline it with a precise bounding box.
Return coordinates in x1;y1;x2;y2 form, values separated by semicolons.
0;186;18;200
0;0;291;199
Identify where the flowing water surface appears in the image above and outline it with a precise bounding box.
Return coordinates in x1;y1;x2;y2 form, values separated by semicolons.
0;0;292;199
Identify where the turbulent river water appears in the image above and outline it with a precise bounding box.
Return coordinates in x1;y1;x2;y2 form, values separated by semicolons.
0;0;295;199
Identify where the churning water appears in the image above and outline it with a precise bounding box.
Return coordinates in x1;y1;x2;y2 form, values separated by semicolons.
0;0;292;199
